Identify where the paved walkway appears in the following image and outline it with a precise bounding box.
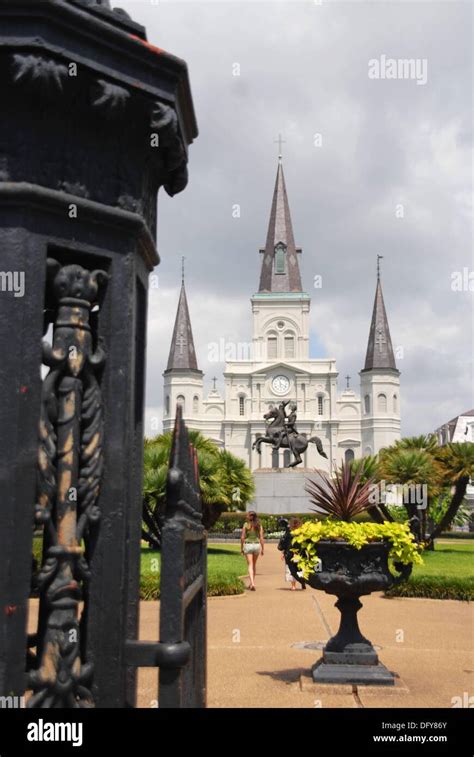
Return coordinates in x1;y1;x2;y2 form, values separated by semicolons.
138;543;473;708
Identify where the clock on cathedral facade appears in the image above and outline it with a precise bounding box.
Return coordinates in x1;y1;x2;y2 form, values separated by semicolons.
163;158;401;474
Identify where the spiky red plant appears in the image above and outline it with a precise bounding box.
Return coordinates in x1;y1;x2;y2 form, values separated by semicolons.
305;463;376;522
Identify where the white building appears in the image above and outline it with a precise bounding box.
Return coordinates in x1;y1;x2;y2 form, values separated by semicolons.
163;158;401;475
435;410;474;445
434;410;474;511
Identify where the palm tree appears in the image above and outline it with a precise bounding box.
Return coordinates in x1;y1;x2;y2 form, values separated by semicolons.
142;431;255;545
390;434;439;453
378;447;443;540
142;439;169;548
427;442;474;547
216;449;255;513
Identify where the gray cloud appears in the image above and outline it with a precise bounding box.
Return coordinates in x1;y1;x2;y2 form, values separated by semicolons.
119;0;473;437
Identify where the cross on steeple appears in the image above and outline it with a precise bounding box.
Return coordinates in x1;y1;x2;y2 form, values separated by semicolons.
377;254;383;280
181;255;185;283
345;375;351;389
212;377;217;391
274;133;286;161
376;326;386;351
177;328;186;356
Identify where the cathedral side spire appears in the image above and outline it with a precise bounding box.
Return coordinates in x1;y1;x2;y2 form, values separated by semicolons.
165;279;200;372
362;260;397;371
258;158;303;294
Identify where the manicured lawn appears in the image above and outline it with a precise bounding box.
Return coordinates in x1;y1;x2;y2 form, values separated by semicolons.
387;541;474;601
141;544;246;599
412;541;474;578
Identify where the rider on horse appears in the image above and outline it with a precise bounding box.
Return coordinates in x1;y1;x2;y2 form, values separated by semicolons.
272;401;298;454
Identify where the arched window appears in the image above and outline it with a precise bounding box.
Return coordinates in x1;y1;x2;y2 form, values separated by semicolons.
239;395;245;416
345;449;355;465
378;393;387;412
393;394;398;414
283;450;291;468
165;395;170;415
176;394;185;412
271;449;279;468
267;333;278;359
193;395;199;414
364;394;370;414
274;242;286;274
317;395;324;416
284;333;295;358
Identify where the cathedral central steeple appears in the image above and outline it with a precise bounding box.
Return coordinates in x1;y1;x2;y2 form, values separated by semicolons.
258;159;303;293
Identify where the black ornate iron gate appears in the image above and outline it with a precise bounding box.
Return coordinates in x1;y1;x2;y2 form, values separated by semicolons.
125;405;207;709
0;0;205;708
158;405;207;708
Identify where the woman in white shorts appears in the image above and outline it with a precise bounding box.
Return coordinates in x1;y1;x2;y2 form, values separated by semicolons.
241;511;264;591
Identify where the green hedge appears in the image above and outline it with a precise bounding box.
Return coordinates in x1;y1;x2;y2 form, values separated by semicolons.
210;511;371;534
140;573;244;600
211;512;323;534
386;577;473;602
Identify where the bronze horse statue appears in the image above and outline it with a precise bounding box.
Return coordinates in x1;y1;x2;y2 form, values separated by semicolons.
252;402;327;467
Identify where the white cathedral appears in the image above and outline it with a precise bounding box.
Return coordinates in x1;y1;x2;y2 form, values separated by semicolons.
163;158;401;477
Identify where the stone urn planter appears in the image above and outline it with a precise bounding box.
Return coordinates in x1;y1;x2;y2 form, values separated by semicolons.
279;524;413;685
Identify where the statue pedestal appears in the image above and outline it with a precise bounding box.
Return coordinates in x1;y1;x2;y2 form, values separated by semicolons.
251;468;318;514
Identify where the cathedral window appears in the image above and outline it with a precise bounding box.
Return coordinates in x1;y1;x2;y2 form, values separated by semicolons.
165;395;170;415
393;394;398;414
193;395;199;414
284;334;295;358
364;394;370;414
378;393;387;412
274;243;286;274
271;449;279;468
239;395;245;416
176;394;185;412
345;449;355;465
283;450;291;468
317;395;324;415
267;335;278;359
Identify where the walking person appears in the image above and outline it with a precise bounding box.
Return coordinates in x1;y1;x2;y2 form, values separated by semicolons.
278;517;306;591
241;511;264;591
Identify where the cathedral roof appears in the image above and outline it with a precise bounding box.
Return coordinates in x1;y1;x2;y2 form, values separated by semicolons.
165;280;201;373
362;270;397;372
258;158;303;293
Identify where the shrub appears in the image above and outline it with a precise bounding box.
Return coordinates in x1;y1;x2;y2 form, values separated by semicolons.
209;512;324;534
385;577;473;602
139;572;245;599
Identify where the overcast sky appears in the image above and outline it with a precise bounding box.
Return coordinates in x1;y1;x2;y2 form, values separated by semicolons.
118;0;473;438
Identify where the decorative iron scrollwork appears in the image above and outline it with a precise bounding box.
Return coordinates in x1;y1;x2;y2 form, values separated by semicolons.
28;258;108;708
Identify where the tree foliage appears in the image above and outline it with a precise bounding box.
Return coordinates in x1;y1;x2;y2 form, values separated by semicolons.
142;431;255;546
351;437;474;547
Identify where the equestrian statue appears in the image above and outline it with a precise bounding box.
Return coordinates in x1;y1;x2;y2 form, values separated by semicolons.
252;400;328;467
